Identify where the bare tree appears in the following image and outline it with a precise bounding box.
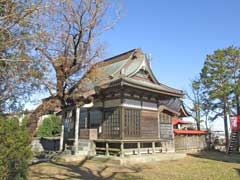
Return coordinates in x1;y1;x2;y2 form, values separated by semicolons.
186;79;202;130
186;77;212;131
28;0;121;134
0;0;50;112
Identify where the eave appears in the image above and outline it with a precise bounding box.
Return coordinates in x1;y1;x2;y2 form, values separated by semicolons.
159;105;180;116
121;78;184;98
179;104;191;117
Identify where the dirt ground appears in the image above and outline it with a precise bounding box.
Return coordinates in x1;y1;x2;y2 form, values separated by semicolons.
29;151;240;180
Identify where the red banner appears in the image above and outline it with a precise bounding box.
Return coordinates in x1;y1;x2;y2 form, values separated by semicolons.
231;116;240;132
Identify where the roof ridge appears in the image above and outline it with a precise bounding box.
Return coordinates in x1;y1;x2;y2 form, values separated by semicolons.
96;48;139;67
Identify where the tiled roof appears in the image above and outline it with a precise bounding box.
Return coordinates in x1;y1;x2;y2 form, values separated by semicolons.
70;48;184;98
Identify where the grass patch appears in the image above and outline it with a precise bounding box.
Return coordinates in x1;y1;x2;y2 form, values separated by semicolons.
29;151;240;180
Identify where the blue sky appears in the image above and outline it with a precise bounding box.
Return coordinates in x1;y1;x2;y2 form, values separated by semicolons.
102;0;240;91
99;0;240;131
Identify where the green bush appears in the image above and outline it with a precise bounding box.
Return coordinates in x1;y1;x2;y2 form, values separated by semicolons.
0;116;32;180
37;115;62;137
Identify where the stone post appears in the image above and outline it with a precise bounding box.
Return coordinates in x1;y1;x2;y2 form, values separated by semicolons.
152;142;155;154
59;124;64;151
120;142;124;158
106;142;109;156
137;142;141;156
74;107;80;154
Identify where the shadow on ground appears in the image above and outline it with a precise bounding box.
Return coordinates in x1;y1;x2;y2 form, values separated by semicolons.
30;157;143;180
234;168;240;176
188;151;240;163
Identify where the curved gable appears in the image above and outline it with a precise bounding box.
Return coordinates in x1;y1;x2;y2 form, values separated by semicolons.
125;52;160;85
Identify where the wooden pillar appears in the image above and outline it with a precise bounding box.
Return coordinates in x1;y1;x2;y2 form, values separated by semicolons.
106;142;109;156
137;142;141;156
156;100;160;139
120;88;125;140
152;142;155;154
120;142;124;158
59;124;64;151
157;111;161;139
100;98;105;138
120;107;125;139
87;108;90;128
74;107;80;154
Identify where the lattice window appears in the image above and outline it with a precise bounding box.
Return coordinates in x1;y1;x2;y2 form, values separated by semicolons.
90;109;102;128
79;108;88;129
124;109;141;137
102;108;120;138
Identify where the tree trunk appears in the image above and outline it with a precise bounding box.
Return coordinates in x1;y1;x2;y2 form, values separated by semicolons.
205;114;208;130
56;71;66;108
196;120;201;130
205;114;211;150
196;121;200;130
27;69;66;136
237;94;240;115
196;111;201;130
223;100;229;149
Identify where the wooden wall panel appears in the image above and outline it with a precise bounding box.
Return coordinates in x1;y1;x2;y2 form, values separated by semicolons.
124;109;141;137
141;110;158;138
175;135;207;151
